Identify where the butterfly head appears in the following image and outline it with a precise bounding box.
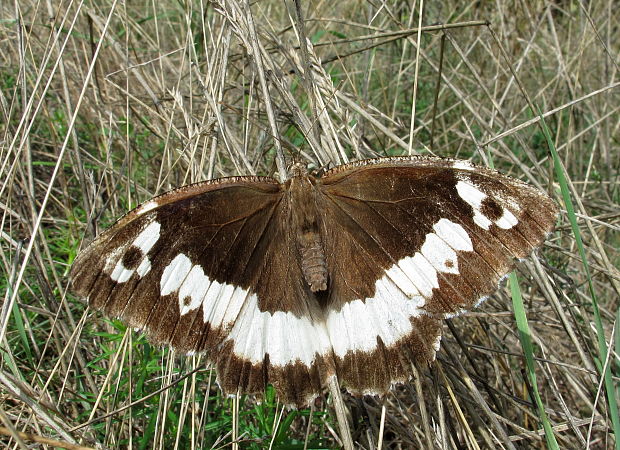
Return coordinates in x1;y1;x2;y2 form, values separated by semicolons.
289;161;310;178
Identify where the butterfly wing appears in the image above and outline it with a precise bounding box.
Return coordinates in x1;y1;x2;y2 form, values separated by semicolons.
317;156;557;393
71;176;332;405
72;157;558;405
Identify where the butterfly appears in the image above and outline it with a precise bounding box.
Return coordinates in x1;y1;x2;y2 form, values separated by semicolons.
70;156;558;406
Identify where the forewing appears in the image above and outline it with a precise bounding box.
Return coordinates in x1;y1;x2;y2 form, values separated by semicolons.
319;156;558;314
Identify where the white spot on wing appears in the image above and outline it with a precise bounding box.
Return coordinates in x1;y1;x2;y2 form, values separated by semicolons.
495;208;518;229
397;253;438;298
433;219;472;251
421;233;459;274
110;260;133;283
451;160;475;171
326;275;425;358
325;305;347;357
265;312;286;365
136;258;151;277
456;180;520;230
204;282;235;327
456;181;492;229
178;265;211;315
137;200;158;215
218;286;249;325
225;294;332;366
202;281;223;324
106;220;161;282
237;303;265;363
132;221;161;253
161;254;192;295
385;264;421;298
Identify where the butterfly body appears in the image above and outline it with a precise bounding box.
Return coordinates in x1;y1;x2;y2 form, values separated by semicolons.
285;172;329;293
71;156;558;406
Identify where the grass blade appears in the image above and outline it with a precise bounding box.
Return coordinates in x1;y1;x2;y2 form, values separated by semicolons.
509;272;560;450
537;108;620;449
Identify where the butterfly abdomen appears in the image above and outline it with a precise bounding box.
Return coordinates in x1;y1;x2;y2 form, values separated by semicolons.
287;173;329;292
299;231;328;292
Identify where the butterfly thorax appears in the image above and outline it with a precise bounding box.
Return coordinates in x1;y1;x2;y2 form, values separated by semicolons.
287;174;328;293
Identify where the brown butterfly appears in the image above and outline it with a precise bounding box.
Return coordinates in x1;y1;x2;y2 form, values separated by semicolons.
71;156;558;406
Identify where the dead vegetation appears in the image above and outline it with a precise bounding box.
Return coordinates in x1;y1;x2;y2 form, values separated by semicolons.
0;0;618;448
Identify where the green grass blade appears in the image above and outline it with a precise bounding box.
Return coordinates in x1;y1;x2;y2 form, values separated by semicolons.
509;272;560;449
537;108;620;449
616;308;620;377
11;300;33;365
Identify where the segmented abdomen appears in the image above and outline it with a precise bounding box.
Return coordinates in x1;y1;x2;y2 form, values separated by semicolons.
299;233;328;292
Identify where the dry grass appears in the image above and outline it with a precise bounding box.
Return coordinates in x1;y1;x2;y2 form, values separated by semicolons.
1;0;619;448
